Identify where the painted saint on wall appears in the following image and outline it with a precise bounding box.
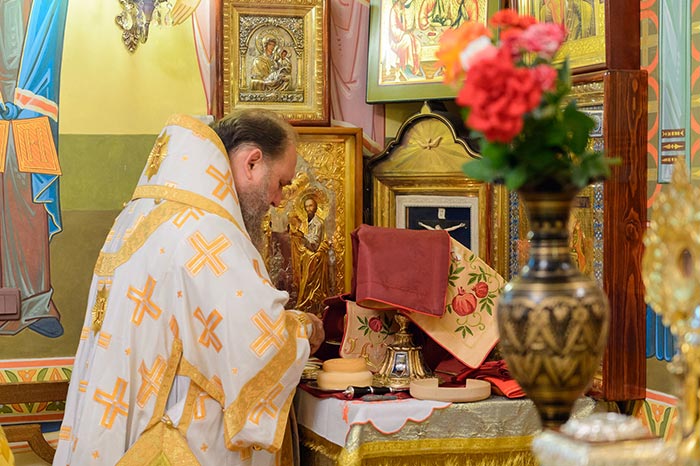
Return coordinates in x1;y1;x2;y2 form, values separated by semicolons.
0;0;69;337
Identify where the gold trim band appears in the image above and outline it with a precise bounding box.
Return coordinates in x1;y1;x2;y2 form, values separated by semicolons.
94;202;187;276
223;313;300;451
165;114;227;158
132;185;245;236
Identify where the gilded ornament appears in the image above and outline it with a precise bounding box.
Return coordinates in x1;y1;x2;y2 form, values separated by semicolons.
91;285;110;333
642;158;700;465
374;314;432;389
145;133;171;181
642;159;700;329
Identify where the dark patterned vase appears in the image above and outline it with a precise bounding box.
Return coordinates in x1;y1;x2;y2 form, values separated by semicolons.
497;184;610;429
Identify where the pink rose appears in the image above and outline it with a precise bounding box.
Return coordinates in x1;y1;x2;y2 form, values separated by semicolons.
518;23;566;59
532;64;557;92
452;286;477;316
473;282;489;299
368;317;383;332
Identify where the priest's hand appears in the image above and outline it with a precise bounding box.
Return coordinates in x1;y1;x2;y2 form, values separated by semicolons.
305;312;325;355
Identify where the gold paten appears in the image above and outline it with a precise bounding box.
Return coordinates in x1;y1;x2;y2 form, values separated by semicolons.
145;133;170;181
374;314;432;390
91;285;110;333
642;158;700;465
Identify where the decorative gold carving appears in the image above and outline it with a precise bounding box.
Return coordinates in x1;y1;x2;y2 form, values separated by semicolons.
370;106;509;278
642;160;700;320
498;294;608;388
221;0;328;124
570;81;605;108
642;159;700;464
145;133;170;180
265;128;361;310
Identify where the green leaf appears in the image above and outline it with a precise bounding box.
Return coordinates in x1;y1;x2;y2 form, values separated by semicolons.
5;371;18;383
563;103;594;153
504;166;528;190
462;159;496;183
544;123;566;147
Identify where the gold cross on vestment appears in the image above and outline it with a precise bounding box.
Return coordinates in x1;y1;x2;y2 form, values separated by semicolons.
145;132;170;180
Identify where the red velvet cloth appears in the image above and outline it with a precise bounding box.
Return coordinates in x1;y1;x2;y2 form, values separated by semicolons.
351;225;451;317
435;358;525;399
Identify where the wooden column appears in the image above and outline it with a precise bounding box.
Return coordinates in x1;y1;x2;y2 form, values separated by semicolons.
599;0;647;401
602;70;647;401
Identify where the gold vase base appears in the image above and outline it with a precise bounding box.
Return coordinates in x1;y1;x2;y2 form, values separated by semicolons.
532;400;576;429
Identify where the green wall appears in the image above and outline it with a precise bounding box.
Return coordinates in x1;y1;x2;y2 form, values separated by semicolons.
0;134;156;359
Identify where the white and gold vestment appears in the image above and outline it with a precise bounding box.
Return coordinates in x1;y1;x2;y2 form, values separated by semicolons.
54;115;311;465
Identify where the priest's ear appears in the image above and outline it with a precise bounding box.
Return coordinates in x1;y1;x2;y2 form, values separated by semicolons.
230;144;265;183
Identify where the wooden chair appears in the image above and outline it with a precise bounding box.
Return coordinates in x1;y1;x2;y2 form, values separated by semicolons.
0;381;69;464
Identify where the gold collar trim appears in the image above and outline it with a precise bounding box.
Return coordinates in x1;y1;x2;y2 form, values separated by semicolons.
165;114;227;158
132;185;246;238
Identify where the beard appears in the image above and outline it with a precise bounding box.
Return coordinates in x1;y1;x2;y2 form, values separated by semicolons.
238;172;271;252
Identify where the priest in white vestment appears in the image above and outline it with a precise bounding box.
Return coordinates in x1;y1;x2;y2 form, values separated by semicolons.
54;110;323;465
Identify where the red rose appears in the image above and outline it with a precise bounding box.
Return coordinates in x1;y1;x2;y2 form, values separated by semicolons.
457;48;543;143
490;8;537;31
452;286;477;316
518;23;566;59
368;317;383;332
473;282;489;299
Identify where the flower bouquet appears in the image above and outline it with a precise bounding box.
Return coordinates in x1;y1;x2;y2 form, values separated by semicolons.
436;10;614;429
436;9;616;191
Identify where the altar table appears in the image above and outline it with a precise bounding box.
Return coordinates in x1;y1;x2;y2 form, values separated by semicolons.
294;389;602;466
